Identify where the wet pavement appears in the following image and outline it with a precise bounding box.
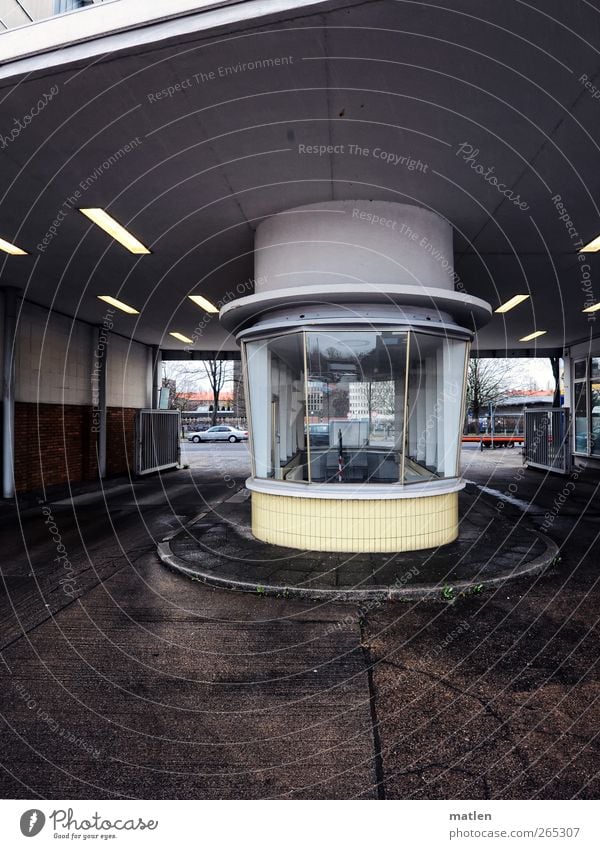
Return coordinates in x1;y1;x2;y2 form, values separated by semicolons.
0;443;598;799
161;485;556;600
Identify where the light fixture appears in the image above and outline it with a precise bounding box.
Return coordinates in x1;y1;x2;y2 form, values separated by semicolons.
495;294;529;313
579;234;600;253
80;208;150;254
582;303;600;313
97;295;139;314
519;330;547;342
169;332;193;344
188;294;219;314
0;237;27;255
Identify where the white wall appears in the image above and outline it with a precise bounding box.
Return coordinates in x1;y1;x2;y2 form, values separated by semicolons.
15;302;94;405
255;200;455;293
107;333;150;408
14;300;151;408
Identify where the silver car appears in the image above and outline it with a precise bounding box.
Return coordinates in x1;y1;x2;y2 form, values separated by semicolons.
188;425;248;443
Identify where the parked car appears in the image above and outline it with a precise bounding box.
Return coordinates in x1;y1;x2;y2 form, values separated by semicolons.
307;424;330;447
188;425;248;443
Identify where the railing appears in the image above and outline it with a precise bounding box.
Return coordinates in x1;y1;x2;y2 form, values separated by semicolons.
0;0;106;31
136;409;181;475
524;408;571;474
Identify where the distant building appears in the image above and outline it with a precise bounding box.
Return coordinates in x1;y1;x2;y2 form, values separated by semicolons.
177;390;235;412
495;389;554;414
467;389;554;434
307;382;324;416
349;383;369;419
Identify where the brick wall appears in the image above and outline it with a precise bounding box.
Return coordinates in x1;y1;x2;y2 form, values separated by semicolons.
106;407;137;477
13;402;138;493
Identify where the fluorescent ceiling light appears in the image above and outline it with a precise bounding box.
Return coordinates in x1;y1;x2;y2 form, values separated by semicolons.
169;331;193;344
579;234;600;253
97;295;139;314
188;295;219;314
80;208;150;254
495;294;529;313
582;303;600;313
519;330;547;342
0;237;27;255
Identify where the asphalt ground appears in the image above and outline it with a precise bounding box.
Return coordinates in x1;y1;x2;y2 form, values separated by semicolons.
163;487;555;600
0;442;598;799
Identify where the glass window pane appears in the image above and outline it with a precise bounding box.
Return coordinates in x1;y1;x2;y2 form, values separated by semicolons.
574;360;587;380
245;334;306;480
574;382;588;453
306;331;407;483
591;358;600;379
406;334;467;481
591;383;600;455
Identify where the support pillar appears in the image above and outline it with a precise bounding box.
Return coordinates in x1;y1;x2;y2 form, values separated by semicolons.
94;324;108;479
2;288;17;499
150;345;161;409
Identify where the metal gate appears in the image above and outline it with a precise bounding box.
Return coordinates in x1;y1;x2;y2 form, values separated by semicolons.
524;408;571;474
136;409;181;475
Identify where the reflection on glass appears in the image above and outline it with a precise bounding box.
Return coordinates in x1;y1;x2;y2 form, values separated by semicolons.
306;331;407;483
244;330;468;485
574;382;588;454
245;334;306;480
405;335;467;481
591;382;600;455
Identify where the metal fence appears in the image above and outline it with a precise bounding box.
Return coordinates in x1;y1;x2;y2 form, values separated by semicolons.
524;408;571;474
136;409;180;475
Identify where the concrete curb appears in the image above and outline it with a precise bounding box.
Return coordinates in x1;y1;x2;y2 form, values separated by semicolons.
157;526;560;605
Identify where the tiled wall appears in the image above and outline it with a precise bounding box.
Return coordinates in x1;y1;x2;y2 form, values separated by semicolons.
251;491;459;552
8;302;151;493
107;334;150;409
15;303;94;406
15;302;150;409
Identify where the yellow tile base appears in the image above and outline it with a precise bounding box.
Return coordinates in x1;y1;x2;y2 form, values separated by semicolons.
251;491;459;552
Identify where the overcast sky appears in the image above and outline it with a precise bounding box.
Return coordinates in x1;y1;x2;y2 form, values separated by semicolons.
165;356;558;394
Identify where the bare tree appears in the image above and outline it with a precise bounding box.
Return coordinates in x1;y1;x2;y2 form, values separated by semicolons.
466;357;523;433
231;360;246;421
549;355;561;407
202;359;229;426
161;362;202;412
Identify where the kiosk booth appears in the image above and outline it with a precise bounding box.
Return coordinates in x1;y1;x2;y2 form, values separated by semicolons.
221;201;491;552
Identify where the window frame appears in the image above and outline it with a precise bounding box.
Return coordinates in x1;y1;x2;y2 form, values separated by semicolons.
242;325;470;486
573;357;591;456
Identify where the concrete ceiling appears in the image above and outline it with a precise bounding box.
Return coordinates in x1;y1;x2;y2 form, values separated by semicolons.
1;0;600;354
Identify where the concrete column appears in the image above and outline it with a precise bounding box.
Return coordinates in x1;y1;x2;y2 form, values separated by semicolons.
94;324;108;479
150;345;161;409
2;288;17;499
562;354;571;409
